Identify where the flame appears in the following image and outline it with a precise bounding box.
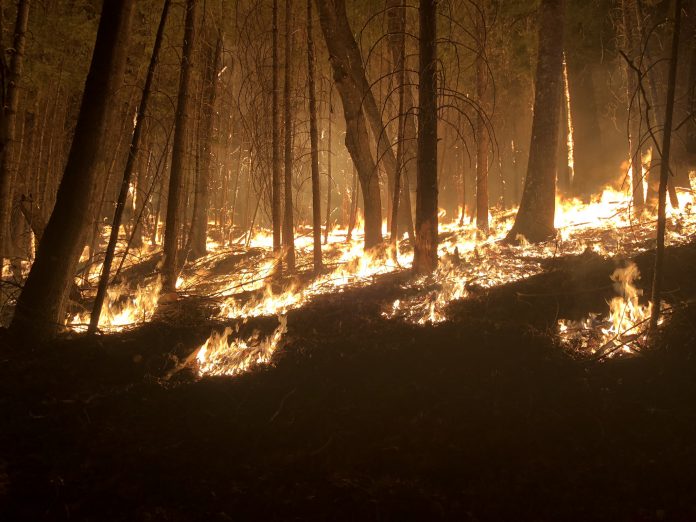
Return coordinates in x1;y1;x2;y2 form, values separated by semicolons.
196;315;288;376
44;169;693;371
557;262;664;357
69;276;163;332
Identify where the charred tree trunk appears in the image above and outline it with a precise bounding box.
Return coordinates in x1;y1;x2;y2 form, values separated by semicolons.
323;88;333;244
317;0;411;245
387;0;415;243
88;0;171;333
634;0;679;210
316;0;382;249
272;0;282;265
11;0;134;338
413;0;438;274
622;0;646;213
307;0;322;271
283;0;295;271
505;0;565;244
0;0;30;268
475;26;490;235
650;0;681;331
190;29;223;260
389;0;407;248
161;0;198;295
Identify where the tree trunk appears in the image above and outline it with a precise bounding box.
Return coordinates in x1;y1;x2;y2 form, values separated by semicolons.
161;0;198;294
88;0;171;333
346;164;359;242
11;0;134;338
389;0;407;247
0;0;30;267
323;87;333;244
634;0;679;210
413;0;438;274
505;0;565;244
650;0;682;331
282;0;295;271
316;0;382;249
475;28;489;235
307;0;322;271
622;0;646;213
387;0;415;243
190;29;223;260
272;0;282;266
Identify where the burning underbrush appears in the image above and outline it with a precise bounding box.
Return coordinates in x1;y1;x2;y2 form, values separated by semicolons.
182;185;694;376
4;182;695;375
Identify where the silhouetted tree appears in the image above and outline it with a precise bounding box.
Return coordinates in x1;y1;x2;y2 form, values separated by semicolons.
11;0;134;338
413;0;438;274
162;0;198;295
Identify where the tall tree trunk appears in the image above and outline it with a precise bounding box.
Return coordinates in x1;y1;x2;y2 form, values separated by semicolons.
88;0;171;333
413;0;438;274
0;0;30;268
622;0;646;213
272;0;282;266
161;0;198;294
650;0;681;331
282;0;295;270
459;141;467;225
307;0;322;271
318;0;412;243
190;29;223;260
323;87;333;244
387;0;415;242
475;22;489;235
389;0;407;247
505;0;565;244
634;0;679;210
316;0;382;249
11;0;134;338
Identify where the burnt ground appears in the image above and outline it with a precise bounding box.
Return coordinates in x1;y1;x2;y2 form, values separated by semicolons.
1;243;696;521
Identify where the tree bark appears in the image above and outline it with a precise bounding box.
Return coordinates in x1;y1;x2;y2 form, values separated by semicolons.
161;0;198;294
413;0;438;274
11;0;134;338
505;0;565;244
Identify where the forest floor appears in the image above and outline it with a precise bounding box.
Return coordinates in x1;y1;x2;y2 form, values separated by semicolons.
2;241;696;521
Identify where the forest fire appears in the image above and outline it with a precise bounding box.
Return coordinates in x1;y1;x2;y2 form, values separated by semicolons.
189;183;695;376
48;178;694;366
5;0;696;519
